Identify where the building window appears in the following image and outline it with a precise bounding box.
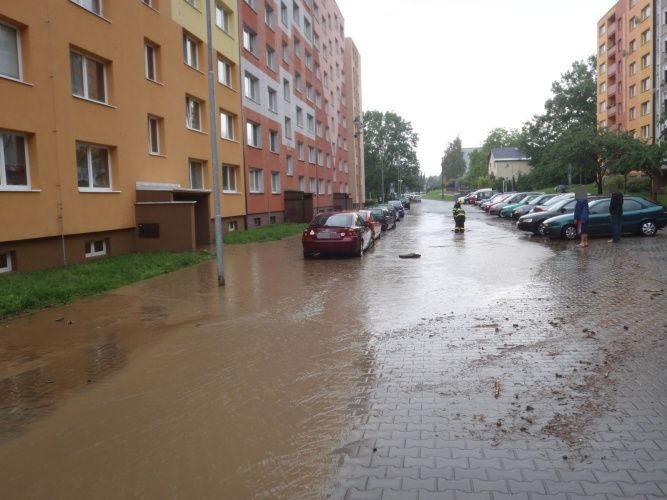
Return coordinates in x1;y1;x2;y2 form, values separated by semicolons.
247;121;261;148
245;0;257;9
70;51;107;103
144;42;159;81
85;239;107;258
220;110;235;140
293;1;300;24
244;72;260;102
253;217;261;227
296;106;304;127
270;215;276;224
629;62;636;75
297;142;304;160
215;2;231;32
72;0;103;16
641;77;650;92
294;39;301;59
0;21;22;80
186;96;202;131
184;0;198;7
630;84;637;97
641;100;651;115
271;171;280;193
282;40;289;62
304;18;312;40
286;155;294;176
641;29;651;45
599;82;606;93
305;51;313;70
298;175;305;191
228;221;238;231
249;168;263;192
243;27;257;54
629;106;637;120
327;180;332;194
306;82;314;101
0;252;12;273
309;177;315;193
0;132;29;189
308;146;316;163
641;53;651;68
281;2;288;26
283;78;290;100
295;72;302;93
218;57;232;87
641;5;651;20
629;39;637;53
223;164;237;192
284;117;292;139
269;129;279;152
266;45;276;70
265;3;275;28
183;33;199;69
189;159;204;189
268;87;278;112
599;63;606;75
148;116;161;154
76;142;111;190
307;113;314;132
641;124;650;138
318;178;325;194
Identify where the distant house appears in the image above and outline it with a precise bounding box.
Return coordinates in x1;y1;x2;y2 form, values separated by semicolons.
488;147;531;180
462;147;477;172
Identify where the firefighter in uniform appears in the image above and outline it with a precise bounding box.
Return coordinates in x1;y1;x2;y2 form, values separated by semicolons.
453;202;466;233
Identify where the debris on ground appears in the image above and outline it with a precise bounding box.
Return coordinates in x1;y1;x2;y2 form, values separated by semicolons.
399;253;421;259
494;380;501;398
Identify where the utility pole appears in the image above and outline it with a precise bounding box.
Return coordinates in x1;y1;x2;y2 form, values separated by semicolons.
205;0;225;286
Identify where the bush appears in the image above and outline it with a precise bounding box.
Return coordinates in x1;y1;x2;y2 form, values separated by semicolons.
603;175;625;193
625;175;650;193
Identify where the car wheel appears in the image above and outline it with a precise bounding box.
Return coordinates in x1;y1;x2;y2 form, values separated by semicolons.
640;220;657;236
562;224;577;240
537;222;546;236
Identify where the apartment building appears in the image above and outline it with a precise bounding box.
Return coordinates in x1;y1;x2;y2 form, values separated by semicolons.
597;0;654;141
0;0;246;273
239;0;355;225
344;37;365;208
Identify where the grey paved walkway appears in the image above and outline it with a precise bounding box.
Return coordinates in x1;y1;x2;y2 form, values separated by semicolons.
331;215;667;500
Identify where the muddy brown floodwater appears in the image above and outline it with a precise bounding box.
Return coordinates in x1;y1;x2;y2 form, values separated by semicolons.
0;200;557;499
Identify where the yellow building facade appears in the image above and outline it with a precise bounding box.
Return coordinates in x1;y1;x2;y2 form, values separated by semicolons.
0;0;245;272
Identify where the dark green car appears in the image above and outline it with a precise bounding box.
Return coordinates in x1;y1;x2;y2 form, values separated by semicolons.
542;196;667;240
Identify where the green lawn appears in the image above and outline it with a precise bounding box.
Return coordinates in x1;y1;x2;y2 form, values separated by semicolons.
223;222;307;244
423;190;457;201
0;251;212;320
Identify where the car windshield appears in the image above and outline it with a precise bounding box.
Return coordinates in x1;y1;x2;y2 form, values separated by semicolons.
311;213;354;227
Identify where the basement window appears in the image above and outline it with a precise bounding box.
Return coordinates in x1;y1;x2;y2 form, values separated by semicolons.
85;239;107;258
228;221;238;232
0;252;13;273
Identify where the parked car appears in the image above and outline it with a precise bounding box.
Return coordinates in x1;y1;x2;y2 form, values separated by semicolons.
510;193;560;220
465;188;493;205
499;193;545;218
369;206;396;231
541;196;667;240
474;189;497;205
516;196;579;235
302;212;374;258
400;196;411;210
387;200;405;219
479;193;510;211
489;192;541;216
358;209;383;239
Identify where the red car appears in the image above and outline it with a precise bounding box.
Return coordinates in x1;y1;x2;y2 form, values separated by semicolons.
357;209;382;240
302;212;374;258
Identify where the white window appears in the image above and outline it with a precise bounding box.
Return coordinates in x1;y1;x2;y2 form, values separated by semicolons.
629;62;636;76
280;2;288;26
641;101;651;115
243;27;257;54
244;72;260;102
286;155;293;176
228;221;238;231
316;120;323;137
298;175;305;191
327;180;332;194
304;18;312;40
283;78;290;100
186;96;202;130
308;146;316;163
189;159;204;189
642;124;650;138
318;178;325;194
0;252;12;273
184;0;198;7
297;142;304;160
76;142;111;190
223;164;237;192
306;83;314;101
641;53;651;68
247;121;261;147
599;63;606;75
642;5;651;20
148;116;161;154
305;51;313;70
630;84;637;97
641;29;651;45
269;130;279;152
73;0;103;16
183;33;199;69
85;239;107;258
218;57;232;87
216;2;231;32
268;88;278;112
295;72;302;92
284;117;292;139
307;114;314;132
0;132;29;189
266;45;276;70
249;168;263;192
599;82;606;94
245;0;257;9
641;77;651;92
145;42;158;81
282;41;289;62
271;171;281;193
71;51;107;103
294;39;301;59
220;111;234;140
629;39;637;53
629;107;637;120
317;149;324;165
265;3;275;27
0;22;22;80
309;177;315;193
296;106;304;127
293;1;300;24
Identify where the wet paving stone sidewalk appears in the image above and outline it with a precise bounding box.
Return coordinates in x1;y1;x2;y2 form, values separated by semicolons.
330;232;667;500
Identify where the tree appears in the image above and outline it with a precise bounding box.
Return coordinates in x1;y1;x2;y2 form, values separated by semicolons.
441;137;466;188
463;128;521;187
363;111;420;201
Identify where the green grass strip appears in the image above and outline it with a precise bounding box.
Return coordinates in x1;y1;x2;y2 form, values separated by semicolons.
423;190;457;201
223;222;307;244
0;251;212;320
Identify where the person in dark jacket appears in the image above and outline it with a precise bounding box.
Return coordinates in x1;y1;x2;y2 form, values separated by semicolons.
608;191;624;243
574;197;590;247
453;202;466;233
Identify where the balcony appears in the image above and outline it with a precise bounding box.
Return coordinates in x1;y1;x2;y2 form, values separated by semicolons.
607;105;617;118
607;44;617;60
607;63;617;77
607;22;617;37
607;83;617;96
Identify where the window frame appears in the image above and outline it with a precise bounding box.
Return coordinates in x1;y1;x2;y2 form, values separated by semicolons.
144;41;158;81
85;239;107;258
148;115;161;154
72;0;104;16
0;21;22;81
247;121;262;148
222;164;237;192
271;171;281;194
70;50;108;104
76;142;112;191
183;33;199;69
0;252;12;273
217;56;233;87
269;129;279;153
249;168;264;193
268;87;278;113
220;110;235;140
185;95;203;131
215;2;231;33
189;158;205;189
0;132;30;190
244;72;260;102
243;26;258;55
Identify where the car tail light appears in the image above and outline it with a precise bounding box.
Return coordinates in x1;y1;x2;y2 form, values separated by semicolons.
346;229;359;237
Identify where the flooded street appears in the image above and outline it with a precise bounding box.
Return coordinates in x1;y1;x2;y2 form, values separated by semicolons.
1;200;667;499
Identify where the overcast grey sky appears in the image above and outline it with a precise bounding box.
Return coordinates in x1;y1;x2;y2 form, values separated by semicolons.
336;0;613;176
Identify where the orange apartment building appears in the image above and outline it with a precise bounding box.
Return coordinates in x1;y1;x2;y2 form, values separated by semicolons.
597;1;655;140
344;37;365;208
0;0;248;273
238;0;357;226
